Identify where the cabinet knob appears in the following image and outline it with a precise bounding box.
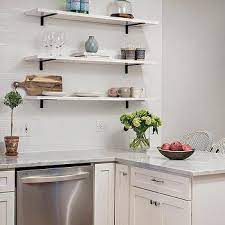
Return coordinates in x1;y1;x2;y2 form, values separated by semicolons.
151;178;164;184
122;172;128;176
154;201;161;207
149;200;154;205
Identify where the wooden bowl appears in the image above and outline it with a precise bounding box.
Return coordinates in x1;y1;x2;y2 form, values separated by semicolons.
157;147;195;160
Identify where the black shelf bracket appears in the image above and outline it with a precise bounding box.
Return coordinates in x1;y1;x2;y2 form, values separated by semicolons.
125;63;141;74
126;101;129;109
39;59;56;70
125;22;145;34
40;13;57;26
40;100;44;109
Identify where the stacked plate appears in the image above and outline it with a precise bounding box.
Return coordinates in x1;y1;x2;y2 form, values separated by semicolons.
42;91;67;97
70;92;104;97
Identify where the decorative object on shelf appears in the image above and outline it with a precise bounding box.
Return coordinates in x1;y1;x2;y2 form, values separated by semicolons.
85;36;99;53
122;48;145;60
121;48;146;60
3;89;23;156
109;0;134;19
108;88;119;97
131;87;145;98
42;91;66;97
80;0;89;14
13;75;63;96
120;109;162;152
54;31;66;56
118;87;131;98
70;91;104;97
42;31;55;56
66;0;81;12
42;31;65;56
71;51;110;58
121;48;126;59
135;48;146;60
125;48;136;59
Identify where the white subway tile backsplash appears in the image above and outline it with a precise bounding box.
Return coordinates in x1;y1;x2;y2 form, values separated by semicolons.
0;0;162;153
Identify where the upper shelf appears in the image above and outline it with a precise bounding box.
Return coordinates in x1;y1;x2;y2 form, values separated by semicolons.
24;8;159;33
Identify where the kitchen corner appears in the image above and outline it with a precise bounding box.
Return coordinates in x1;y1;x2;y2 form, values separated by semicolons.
1;150;225;225
1;0;225;225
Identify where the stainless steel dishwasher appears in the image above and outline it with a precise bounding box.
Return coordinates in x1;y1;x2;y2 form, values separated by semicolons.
17;165;93;225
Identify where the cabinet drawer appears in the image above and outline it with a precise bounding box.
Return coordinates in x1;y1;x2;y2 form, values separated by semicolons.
0;171;15;192
131;167;191;200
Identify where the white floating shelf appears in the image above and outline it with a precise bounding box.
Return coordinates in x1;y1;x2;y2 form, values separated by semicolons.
25;96;148;101
24;55;156;72
24;55;154;65
25;8;159;29
25;96;149;109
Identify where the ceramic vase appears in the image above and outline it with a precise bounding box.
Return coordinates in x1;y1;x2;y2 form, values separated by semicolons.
85;36;99;53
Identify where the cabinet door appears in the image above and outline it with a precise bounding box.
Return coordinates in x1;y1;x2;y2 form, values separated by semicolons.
0;192;14;225
94;163;115;225
115;164;130;225
130;187;191;225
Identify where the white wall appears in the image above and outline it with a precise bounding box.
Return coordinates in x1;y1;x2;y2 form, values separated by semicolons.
162;0;225;142
0;0;162;153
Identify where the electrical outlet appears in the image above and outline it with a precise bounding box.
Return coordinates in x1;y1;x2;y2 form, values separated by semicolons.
96;120;105;132
17;123;31;137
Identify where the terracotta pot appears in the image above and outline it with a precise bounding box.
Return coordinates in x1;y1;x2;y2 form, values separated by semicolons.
4;136;19;156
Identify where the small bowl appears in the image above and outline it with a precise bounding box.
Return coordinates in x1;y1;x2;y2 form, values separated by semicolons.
157;147;195;160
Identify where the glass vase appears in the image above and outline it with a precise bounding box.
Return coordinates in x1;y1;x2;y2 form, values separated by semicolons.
129;131;150;152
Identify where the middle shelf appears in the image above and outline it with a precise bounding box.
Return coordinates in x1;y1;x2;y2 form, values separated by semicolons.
24;55;156;73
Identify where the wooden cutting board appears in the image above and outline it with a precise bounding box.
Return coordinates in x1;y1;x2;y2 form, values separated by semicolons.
13;75;63;96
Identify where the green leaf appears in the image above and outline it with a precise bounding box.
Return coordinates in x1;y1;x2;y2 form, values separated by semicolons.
4;90;23;109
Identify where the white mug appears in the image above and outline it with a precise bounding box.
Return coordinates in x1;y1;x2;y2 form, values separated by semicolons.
131;87;145;98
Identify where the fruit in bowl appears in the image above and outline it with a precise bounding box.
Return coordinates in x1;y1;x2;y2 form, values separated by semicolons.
158;141;195;160
161;143;171;150
169;141;183;151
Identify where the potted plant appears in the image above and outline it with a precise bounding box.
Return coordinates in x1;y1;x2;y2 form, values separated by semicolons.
120;109;162;151
3;89;23;156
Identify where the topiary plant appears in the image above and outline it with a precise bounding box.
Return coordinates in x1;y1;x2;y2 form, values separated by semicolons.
4;89;23;136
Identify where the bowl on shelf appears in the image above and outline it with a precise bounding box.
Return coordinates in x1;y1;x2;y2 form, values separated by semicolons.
157;147;195;160
109;0;134;19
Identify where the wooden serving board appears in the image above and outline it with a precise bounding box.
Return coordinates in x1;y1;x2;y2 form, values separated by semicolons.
13;75;62;96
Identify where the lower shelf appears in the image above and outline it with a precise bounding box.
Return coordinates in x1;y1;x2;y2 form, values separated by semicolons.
25;96;149;109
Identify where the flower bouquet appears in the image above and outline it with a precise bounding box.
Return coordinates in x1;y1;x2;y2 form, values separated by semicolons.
120;109;162;151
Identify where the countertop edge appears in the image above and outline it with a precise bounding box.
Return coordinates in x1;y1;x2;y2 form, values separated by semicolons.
1;153;225;177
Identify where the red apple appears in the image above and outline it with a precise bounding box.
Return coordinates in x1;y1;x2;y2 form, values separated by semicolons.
170;141;183;151
182;144;192;151
161;143;171;150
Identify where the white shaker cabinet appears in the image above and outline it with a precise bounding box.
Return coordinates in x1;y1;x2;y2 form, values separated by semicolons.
94;163;115;225
115;164;130;225
130;187;191;225
0;170;15;225
0;192;14;225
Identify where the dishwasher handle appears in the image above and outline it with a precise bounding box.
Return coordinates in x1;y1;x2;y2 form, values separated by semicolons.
21;172;89;184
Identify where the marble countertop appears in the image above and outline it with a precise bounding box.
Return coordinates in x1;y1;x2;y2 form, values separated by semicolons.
1;150;225;177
